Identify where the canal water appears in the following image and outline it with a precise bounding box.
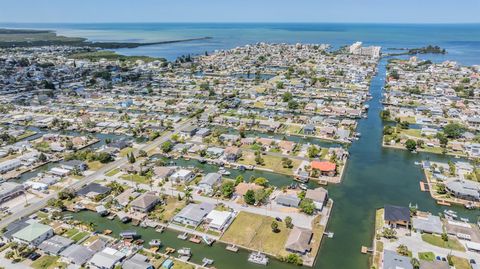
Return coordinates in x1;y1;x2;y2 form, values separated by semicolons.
67;55;480;269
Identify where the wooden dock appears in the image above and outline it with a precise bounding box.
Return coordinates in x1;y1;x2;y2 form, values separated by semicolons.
189;235;201;244
437;200;451;206
419;181;429;192
361;246;373;254
226;244;238;252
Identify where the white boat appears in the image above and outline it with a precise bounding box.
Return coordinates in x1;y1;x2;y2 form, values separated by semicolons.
149;239;162;247
248;252;269;265
202;235;215;245
218;168;231;176
461;217;470;222
178;247;191;256
444;209;458;219
414;161;421;165
299;183;308;190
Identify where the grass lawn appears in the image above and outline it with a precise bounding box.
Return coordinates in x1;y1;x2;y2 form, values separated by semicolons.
120;147;134;157
63;228;79;238
398;128;422;138
221;211;291;257
421;234;465;252
120;173;150;184
375;209;385;231
87;161;103;171
450;256;471;269
105;168;120;177
31;255;67;269
238;152;300;175
17;130;36;140
149;196;186;222
284;124;302;134
418;251;435;261
399;116;417;124
71;231;89;242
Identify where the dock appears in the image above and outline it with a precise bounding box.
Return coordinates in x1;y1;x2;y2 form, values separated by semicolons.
419;181;429;192
189;235;201;244
177;232;188;240
437;200;451;206
323;231;334;238
361;246;373;254
165;247;176;254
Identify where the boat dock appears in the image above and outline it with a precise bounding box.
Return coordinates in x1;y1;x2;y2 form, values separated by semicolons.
361;246;373;254
202;258;214;267
189;235;201;244
177;232;188;240
419;181;429;192
226;244;238;252
437;200;451;206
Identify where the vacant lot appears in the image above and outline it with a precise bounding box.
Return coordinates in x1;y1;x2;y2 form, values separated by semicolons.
421;234;465;252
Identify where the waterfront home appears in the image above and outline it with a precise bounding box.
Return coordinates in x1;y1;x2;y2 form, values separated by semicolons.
153;166;175;182
275;194;301;208
38;235;74;255
411;214;443;234
384;205;411;228
382;250;413;269
224;146;242;162
0;182;25;203
130;191;161;212
303;124;315;135
169;169;195;184
12;222;54;246
88;247;126;269
60;244;96;266
60;160;88;171
284;226;313;255
305;187;329;211
197;172;222;194
204;210;234;231
77;183;111;199
173;202;215;227
206;147;224;158
310;161;336;177
114;188;140;208
445;179;480;201
419;260;450;269
0;159;22;174
122;253;154;269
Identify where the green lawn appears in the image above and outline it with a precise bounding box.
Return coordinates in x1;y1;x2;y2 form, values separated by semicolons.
86;161;104;171
31;255;67;269
120;173;150;184
119;147;134;157
105;168;120;177
421;234;465;252
450;256;472;269
63;228;79;238
418;251;435;261
71;231;89;242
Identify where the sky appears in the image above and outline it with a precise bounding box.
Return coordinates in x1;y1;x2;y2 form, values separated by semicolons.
0;0;479;24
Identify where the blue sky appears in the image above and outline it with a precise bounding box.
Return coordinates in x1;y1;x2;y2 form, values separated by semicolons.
1;0;479;23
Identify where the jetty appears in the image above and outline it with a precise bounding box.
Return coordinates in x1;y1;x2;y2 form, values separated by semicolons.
226;244;238;252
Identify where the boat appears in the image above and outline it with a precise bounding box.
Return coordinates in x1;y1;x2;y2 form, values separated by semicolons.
120;230;138;239
177;232;188;240
178;247;191;256
299;183;308;190
226;244;238;252
414;161;421;166
465;202;475;210
149;239;162;247
155;226;165;233
202;258;214;266
461;217;470;222
218;168;231;176
248;252;269;265
202;235;215;246
444;209;458;219
199;158;206;163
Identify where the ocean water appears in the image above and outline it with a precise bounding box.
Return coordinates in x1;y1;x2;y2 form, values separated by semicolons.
1;23;480;64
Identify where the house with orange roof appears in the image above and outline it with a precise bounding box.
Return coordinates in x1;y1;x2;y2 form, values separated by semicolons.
310;161;336;176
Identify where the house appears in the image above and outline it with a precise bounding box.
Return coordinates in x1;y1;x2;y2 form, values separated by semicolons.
198;173;222;194
445;179;480;201
170;169;195;184
284;226;313;255
130;191;160;212
195;128;211;137
60;244;96;265
173;202;215;227
419;260;450;269
0;182;25;203
180;125;197;137
12;222;54;246
38;235;74;255
77;183;111;199
206;147;224;157
310;161;336;176
303;124;315;135
153;166;175;181
305;187;329;211
205;210;234;231
224;146;242;162
382;250;412;269
122;253;154;269
114;189;140;207
275;194;301;208
384;205;411;228
88;247;126;269
60;160;88;171
0;159;22;174
412;214;443;234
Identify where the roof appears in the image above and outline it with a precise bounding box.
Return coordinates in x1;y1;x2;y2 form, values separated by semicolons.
130;192;160;210
305;187;328;203
284;226;313;253
383;250;412;269
446;179;480;199
12;222;52;242
175;202;215;223
60;244;95;265
412;215;443;234
123;255;153;269
38;235;73;254
77;183;111;197
199;173;222;187
89;247;126;268
384;205;410;222
419;260;450;269
310;161;336;172
115;189;140;207
276;194;301;207
205;210;233;227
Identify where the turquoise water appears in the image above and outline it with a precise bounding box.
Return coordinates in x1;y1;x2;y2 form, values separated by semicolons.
2;23;480;269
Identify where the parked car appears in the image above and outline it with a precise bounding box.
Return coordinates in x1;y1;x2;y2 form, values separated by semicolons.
28;252;40;261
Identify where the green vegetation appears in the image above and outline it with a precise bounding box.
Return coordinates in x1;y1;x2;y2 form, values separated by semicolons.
31;255;66;269
70;50;157;62
421;234;465;252
449;256;471;269
105;168;120;177
418;251;435;261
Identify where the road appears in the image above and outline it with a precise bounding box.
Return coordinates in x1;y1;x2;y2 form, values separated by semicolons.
0;111;208;229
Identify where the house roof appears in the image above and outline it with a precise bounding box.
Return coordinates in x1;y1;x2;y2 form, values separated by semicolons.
12;222;52;242
383;250;412;269
38;235;73;255
199;173;222;187
60;244;95;265
412;215;443;234
305;187;328;203
130;192;159;210
284;226;313;253
77;183;111;197
276;194;301;207
175;202;215;223
384;205;410;222
310;161;336;172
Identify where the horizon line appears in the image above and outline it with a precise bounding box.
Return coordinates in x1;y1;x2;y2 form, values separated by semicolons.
1;21;480;25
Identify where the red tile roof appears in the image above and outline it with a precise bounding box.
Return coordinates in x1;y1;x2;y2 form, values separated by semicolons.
310;161;336;172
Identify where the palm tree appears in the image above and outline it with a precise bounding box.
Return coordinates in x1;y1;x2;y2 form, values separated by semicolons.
184;187;193;204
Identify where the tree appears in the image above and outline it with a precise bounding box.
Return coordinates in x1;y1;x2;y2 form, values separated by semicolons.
288;100;299;110
396;244;410;256
285;216;293;229
244;189;256;205
405;139;417;151
253;177;268;187
411;258;420;269
235;175;244;186
436;133;448;147
307;145;319;158
161;141;173;153
184;188;192;204
299;199;315;215
282;92;293;102
254;189;266;204
38;152;47;162
271;221;279;233
221;181;235;198
382;227;397;239
441;232;449;242
254;150;264;165
128;152;136;164
281;157;293;168
138;150;147;157
380;110;391;120
443;123;465;139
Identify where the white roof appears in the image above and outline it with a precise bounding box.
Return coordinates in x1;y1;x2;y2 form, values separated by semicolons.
206;210;233;226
